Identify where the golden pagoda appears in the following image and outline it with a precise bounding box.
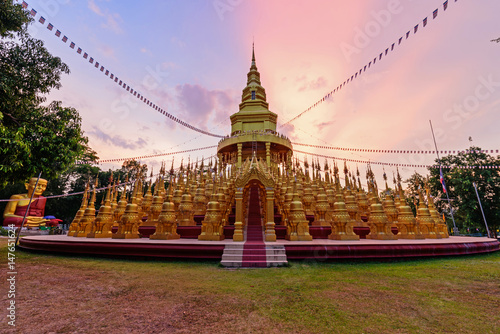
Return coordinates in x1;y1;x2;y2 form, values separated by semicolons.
217;44;293;169
67;45;450;244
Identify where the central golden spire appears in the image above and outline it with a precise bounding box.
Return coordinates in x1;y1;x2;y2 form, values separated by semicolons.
239;43;269;111
228;44;277;136
221;43;290;166
247;43;261;85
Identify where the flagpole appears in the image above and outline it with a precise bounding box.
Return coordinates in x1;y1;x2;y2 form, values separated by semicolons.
472;181;491;238
429;120;458;235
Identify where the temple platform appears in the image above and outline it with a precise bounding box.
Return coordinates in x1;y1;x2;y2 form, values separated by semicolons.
18;235;499;262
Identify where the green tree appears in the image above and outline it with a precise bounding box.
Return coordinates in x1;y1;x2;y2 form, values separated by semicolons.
427;147;500;237
121;160;149;181
1;157;151;225
0;1;91;186
0;0;29;37
403;171;426;216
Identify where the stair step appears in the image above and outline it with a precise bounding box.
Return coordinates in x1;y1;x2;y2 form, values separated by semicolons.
242;254;267;258
224;244;245;250
220;186;288;268
220;260;288;268
220;245;288;268
221;255;244;261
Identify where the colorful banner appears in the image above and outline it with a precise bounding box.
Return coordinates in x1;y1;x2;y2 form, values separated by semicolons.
280;0;457;128
85;145;218;164
17;1;225;139
293;149;499;170
292;142;499;156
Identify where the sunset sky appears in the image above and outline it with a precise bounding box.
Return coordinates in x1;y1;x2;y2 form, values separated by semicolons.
23;0;500;183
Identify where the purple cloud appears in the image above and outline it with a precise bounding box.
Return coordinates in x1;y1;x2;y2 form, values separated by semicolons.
89;126;148;150
175;84;236;126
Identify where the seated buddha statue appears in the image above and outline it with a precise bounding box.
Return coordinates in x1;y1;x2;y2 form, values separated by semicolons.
3;177;59;228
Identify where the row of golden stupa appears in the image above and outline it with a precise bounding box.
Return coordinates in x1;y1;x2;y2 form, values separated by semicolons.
67;157;448;242
67;45;449;242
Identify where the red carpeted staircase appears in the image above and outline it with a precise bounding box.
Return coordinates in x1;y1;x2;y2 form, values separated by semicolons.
220;186;288;268
241;186;267;267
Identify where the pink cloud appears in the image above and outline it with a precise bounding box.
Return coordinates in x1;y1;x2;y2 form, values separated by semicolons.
87;0;123;34
298;76;328;92
89;126;148;150
175;84;236;127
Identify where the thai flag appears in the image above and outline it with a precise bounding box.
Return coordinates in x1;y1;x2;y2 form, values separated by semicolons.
77;48;82;54
47;23;53;31
70;42;75;49
62;36;68;42
83;52;88;59
440;169;447;193
55;30;61;37
443;1;448;11
433;9;438;19
22;1;28;9
30;9;37;17
39;16;46;24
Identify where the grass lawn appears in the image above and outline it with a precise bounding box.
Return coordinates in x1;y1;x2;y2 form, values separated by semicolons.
1;237;499;334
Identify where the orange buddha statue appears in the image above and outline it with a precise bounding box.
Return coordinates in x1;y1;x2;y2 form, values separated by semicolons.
3;177;59;228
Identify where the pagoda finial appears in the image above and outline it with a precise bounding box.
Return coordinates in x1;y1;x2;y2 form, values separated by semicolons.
250;42;257;72
252;42;255;63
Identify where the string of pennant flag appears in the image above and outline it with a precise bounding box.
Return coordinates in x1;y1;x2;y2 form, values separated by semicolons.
82;145;218;164
294;149;500;170
93;141;499;165
18;0;225;139
0;160;206;202
0;180;131;202
279;0;458;128
21;0;488;166
292;142;499;156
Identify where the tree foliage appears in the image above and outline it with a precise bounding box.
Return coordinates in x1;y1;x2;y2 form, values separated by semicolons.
1;159;149;224
403;171;426;216
427;147;500;237
402;147;499;237
0;1;93;186
120;160;149;181
0;0;29;37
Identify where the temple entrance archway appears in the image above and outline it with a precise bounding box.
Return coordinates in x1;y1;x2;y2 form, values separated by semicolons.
241;180;266;229
233;158;276;241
